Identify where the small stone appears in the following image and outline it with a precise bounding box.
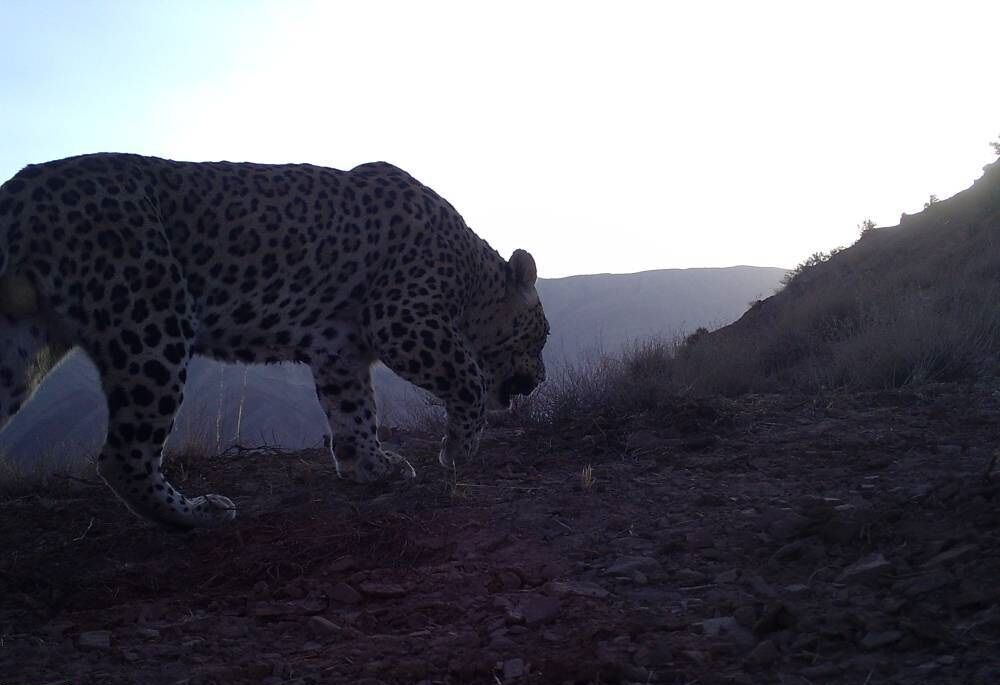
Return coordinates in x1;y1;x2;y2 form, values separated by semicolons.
605;556;661;576
784;583;810;596
746;639;779;666
328;555;357;572
743;573;777;597
517;595;561;625
686;528;715;549
860;630;903;650
699;617;754;646
900;571;954;597
753;602;796;635
924;544;977;568
43;621;75;638
801;663;841;679
497;570;522;591
217;621;248;638
136;627;161;639
821;504;865;544
734;606;757;628
836;553;892;585
122;650;140;662
765;510;812;541
675;569;707;585
78;630;112;650
490;635;518;651
307;616;341;637
502;657;526;680
251;580;270;597
715;569;740;583
359;582;409;598
253;599;326;617
640;636;674;665
329;582;362;604
548;580;609;599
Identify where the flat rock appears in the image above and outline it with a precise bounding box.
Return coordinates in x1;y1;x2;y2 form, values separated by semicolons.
860;630;903;650
605;556;661;576
836;553;892;585
900;571;954;597
329;582;363;604
746;639;779;666
924;543;977;568
358;582;409;598
501;657;527;680
765;509;812;541
253;598;327;617
699;616;755;646
307;616;341;637
548;580;609;599
509;595;562;625
686;528;716;549
78;630;112;650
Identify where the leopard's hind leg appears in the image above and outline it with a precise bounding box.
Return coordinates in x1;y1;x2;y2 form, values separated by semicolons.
0;308;70;435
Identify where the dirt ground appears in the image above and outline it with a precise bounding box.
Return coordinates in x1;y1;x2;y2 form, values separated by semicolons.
3;383;1000;684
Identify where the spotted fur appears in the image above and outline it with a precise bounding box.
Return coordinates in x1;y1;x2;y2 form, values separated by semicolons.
0;154;548;529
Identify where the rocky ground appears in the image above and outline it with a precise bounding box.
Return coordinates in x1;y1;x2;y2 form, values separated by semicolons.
2;383;1000;684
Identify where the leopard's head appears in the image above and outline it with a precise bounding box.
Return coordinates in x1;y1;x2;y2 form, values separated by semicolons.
472;249;549;410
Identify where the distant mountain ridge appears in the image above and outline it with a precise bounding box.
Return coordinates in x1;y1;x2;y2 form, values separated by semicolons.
0;265;787;467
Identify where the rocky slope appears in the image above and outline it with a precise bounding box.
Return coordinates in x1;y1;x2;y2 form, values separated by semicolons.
4;383;998;684
681;159;1000;392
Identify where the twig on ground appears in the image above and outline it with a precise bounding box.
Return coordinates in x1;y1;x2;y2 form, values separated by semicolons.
73;517;94;542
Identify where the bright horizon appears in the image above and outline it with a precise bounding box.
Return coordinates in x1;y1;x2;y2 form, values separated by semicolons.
3;0;999;278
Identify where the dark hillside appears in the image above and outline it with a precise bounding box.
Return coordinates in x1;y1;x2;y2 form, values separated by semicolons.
679;159;1000;392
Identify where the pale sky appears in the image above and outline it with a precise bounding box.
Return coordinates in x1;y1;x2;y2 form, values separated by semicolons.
2;1;999;278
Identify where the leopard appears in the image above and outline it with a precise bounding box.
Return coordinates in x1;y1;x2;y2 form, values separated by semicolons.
0;153;549;530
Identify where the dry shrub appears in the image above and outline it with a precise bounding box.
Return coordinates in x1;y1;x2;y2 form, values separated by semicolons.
505;338;678;428
0;443;97;496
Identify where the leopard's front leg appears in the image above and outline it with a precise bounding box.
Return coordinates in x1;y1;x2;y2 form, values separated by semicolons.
311;330;415;483
364;302;487;468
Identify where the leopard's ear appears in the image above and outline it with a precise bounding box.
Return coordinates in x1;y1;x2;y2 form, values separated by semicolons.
507;249;539;306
